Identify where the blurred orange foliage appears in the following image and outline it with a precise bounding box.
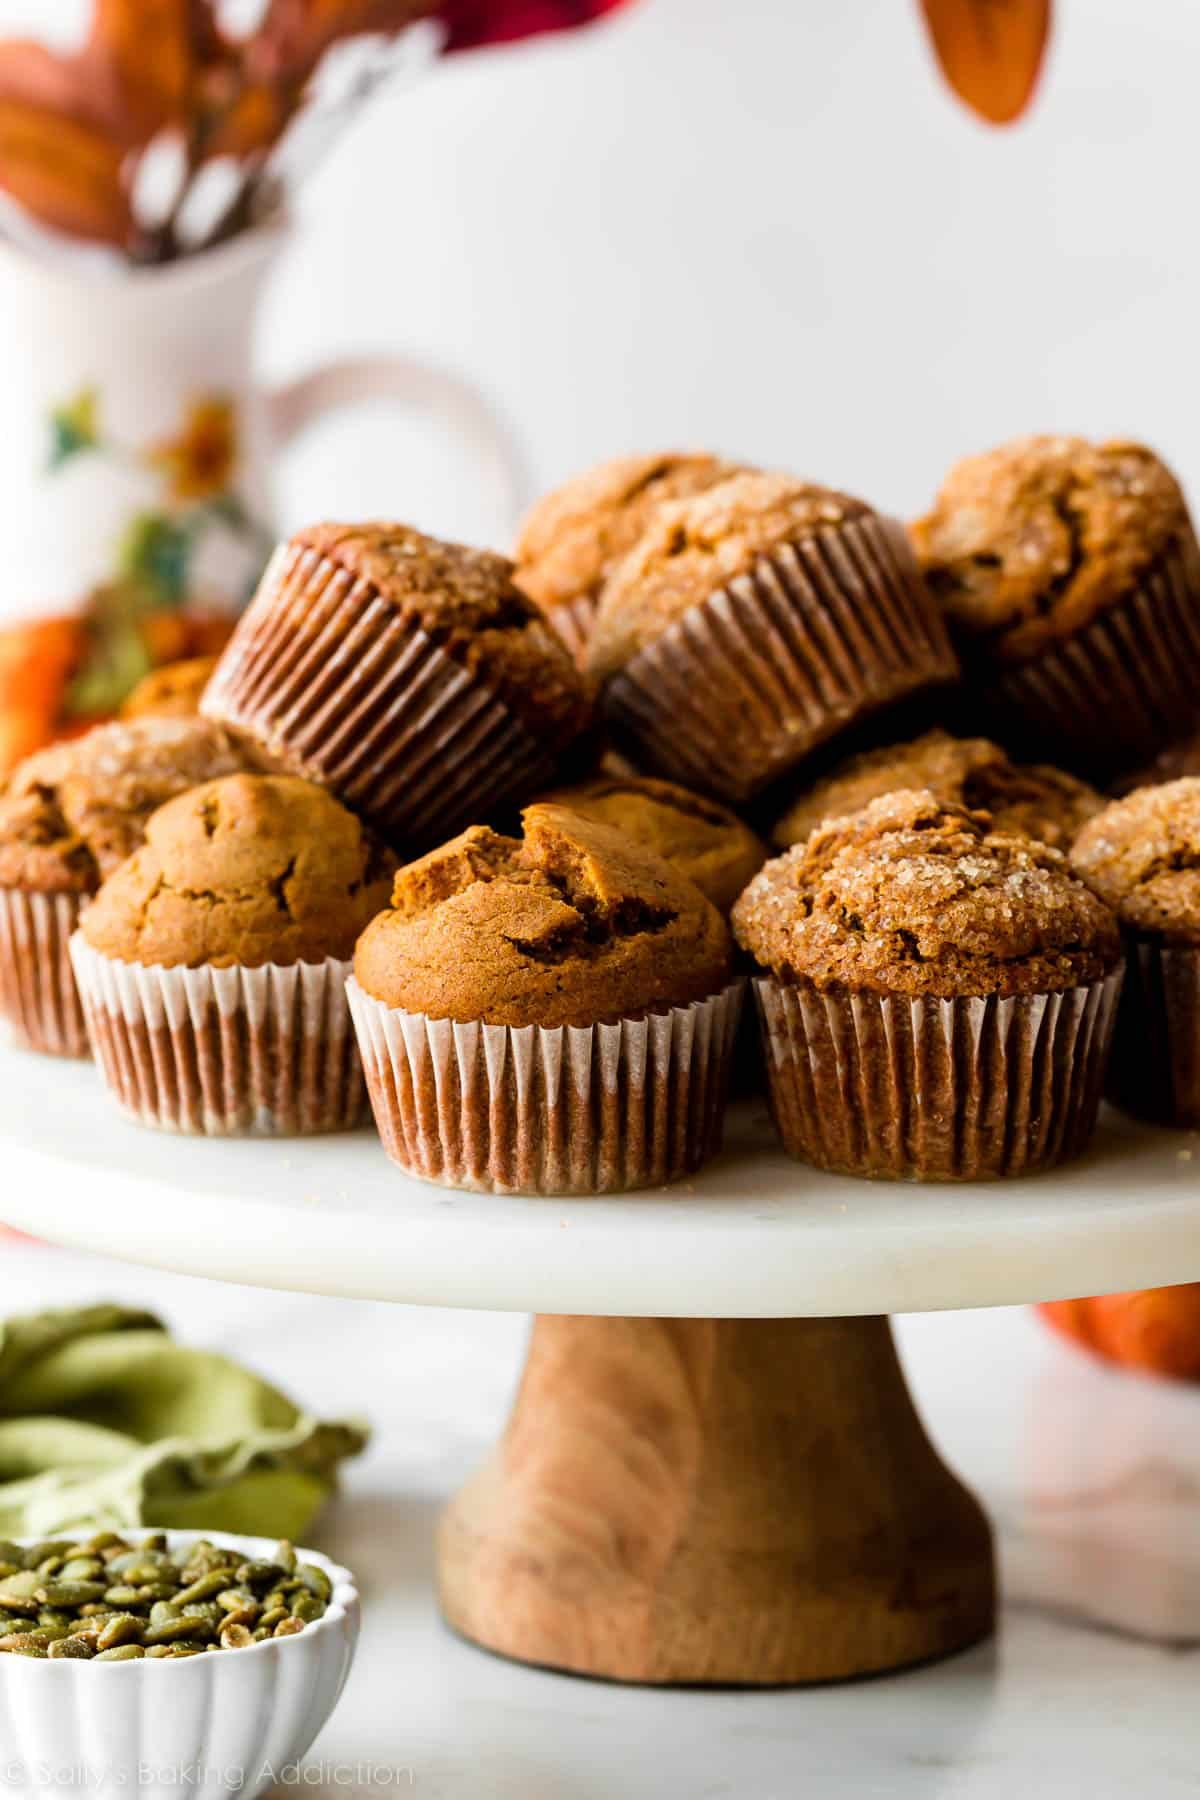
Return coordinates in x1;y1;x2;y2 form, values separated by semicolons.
1040;1288;1200;1383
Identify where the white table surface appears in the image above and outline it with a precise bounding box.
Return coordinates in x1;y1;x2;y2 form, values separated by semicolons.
0;1239;1196;1797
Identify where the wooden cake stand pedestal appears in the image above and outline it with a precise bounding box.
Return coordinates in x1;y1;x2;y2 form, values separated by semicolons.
4;1050;1199;1687
438;1313;992;1684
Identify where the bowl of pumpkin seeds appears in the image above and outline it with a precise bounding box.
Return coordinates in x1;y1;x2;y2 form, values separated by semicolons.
0;1530;360;1800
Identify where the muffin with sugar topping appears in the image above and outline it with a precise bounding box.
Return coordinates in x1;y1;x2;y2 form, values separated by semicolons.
733;788;1122;1180
203;520;590;845
912;434;1200;775
0;716;244;1057
584;471;956;804
514;451;740;661
1072;778;1200;1124
771;728;1102;852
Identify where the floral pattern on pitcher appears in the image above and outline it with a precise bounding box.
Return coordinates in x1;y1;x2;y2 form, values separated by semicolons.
0;388;272;775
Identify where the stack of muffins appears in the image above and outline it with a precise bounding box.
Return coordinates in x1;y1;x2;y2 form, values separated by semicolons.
1;429;1198;1193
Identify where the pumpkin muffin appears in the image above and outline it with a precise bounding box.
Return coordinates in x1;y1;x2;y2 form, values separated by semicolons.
585;471;957;803
771;729;1102;851
733;788;1122;1180
72;773;395;1135
513;451;739;660
119;656;219;720
202;521;590;844
349;802;741;1193
540;773;766;913
1072;779;1200;1125
912;435;1200;774
0;717;243;1057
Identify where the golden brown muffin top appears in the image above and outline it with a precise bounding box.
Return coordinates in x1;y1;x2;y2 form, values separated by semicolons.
733;788;1119;998
0;717;245;897
286;522;590;747
1072;779;1200;942
81;773;396;969
911;435;1190;663
540;773;767;914
513;451;739;620
354;801;732;1029
771;729;1102;852
586;472;871;680
119;656;218;721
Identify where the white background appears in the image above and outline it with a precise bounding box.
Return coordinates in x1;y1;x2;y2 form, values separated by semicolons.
2;0;1196;547
266;0;1200;544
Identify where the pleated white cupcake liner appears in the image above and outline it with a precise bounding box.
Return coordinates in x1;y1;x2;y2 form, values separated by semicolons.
0;887;89;1058
348;976;745;1195
70;935;366;1136
601;515;957;803
753;968;1123;1181
203;543;558;843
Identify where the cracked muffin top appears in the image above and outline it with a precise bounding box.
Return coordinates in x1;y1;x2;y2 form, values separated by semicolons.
513;451;740;623
733;788;1119;998
540;773;766;913
771;729;1102;852
1072;779;1200;941
586;472;871;681
911;435;1191;664
257;522;590;747
80;773;396;968
0;718;246;896
354;801;732;1028
120;656;218;721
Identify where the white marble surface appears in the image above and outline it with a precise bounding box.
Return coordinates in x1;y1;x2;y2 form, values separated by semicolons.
0;1240;1197;1796
5;1046;1200;1317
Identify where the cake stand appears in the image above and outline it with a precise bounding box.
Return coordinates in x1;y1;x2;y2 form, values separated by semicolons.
3;1041;1199;1687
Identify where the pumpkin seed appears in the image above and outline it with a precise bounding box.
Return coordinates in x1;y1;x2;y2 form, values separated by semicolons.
35;1581;107;1607
0;1533;330;1659
96;1615;143;1652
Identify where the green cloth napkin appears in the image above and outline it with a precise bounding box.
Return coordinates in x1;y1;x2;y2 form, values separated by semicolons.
0;1303;367;1540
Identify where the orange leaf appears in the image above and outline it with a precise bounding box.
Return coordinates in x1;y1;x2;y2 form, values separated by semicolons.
0;39;89;115
85;0;210;141
202;79;289;159
919;0;1051;125
0;94;131;242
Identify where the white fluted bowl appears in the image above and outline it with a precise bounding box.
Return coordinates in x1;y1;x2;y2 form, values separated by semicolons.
0;1532;360;1800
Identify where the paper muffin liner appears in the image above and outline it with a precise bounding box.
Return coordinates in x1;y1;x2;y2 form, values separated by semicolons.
986;532;1200;777
547;594;598;665
1105;937;1200;1127
202;543;559;842
0;888;89;1058
601;515;957;804
69;935;366;1136
752;968;1123;1181
347;977;745;1195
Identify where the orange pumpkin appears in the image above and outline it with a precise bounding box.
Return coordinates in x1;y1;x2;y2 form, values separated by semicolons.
1039;1287;1200;1382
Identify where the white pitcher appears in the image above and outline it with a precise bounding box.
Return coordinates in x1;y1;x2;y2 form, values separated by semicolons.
0;219;526;766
